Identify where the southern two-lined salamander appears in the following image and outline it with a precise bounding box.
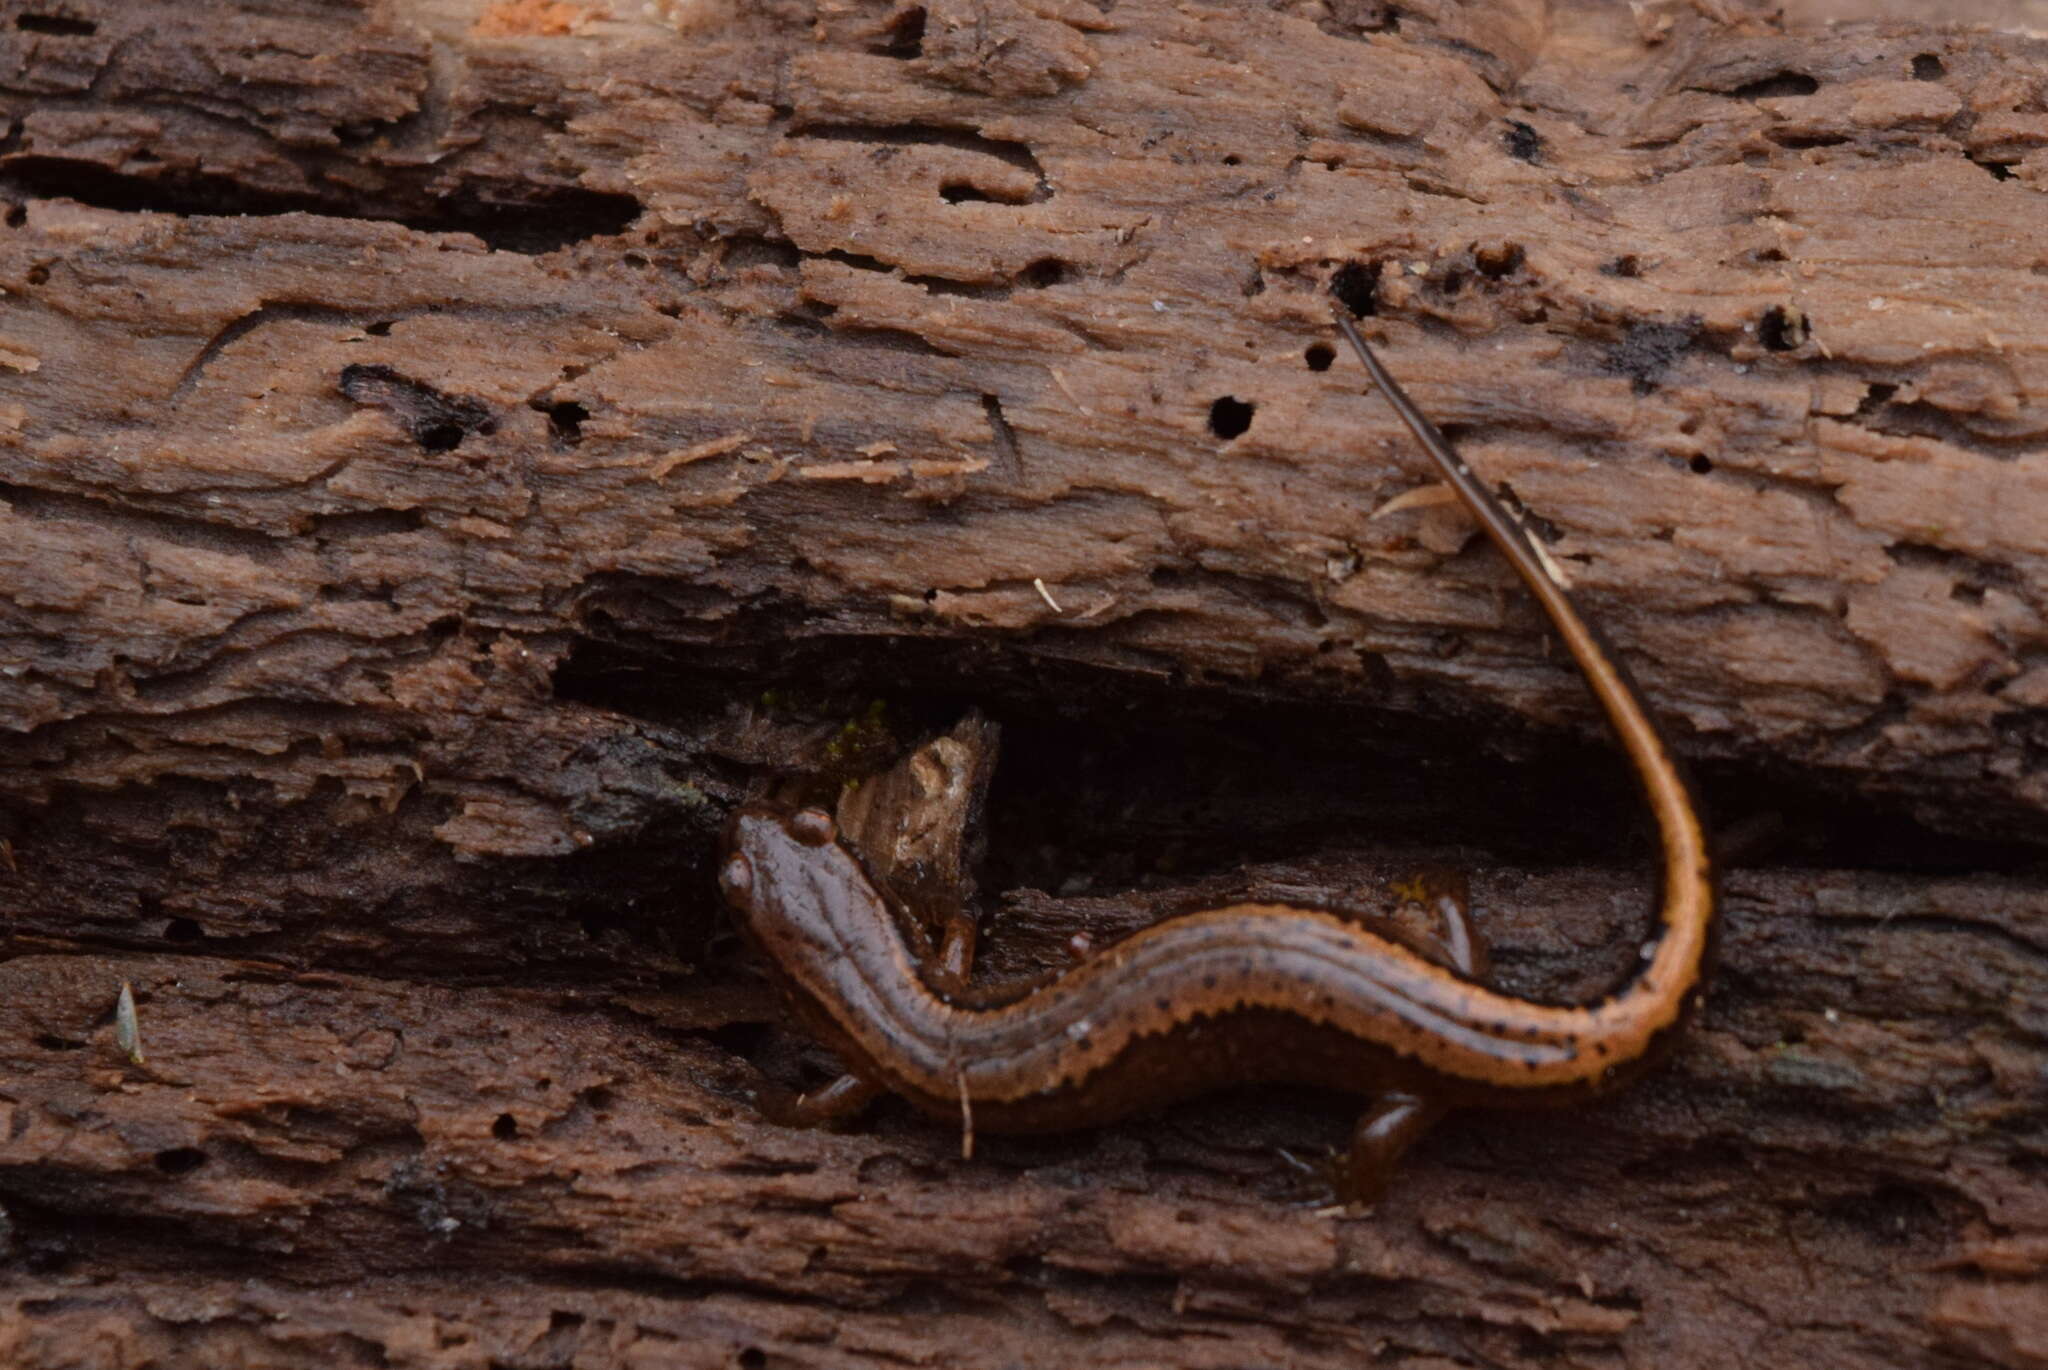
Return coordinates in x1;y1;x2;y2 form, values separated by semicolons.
718;310;1715;1197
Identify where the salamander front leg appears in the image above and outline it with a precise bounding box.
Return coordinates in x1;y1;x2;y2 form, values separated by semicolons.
756;1071;885;1129
925;909;978;1000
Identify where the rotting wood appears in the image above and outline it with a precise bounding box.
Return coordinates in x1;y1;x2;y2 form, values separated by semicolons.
2;1;2046;1367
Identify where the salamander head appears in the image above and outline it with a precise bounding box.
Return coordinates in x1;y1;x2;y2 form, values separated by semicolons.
722;806;829;909
720;805;889;969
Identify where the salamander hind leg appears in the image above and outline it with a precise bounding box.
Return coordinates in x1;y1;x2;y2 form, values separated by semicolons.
1412;866;1488;980
1379;866;1490;980
1340;1091;1448;1205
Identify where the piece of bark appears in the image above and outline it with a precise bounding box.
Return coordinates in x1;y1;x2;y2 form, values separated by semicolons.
2;1;2047;1367
2;0;2048;847
4;857;2045;1367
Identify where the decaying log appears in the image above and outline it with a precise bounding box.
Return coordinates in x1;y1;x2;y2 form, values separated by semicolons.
2;0;2046;1366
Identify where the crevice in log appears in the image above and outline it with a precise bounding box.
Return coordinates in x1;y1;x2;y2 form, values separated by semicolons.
0;480;287;557
551;635;2048;889
13;14;98;38
336;364;498;455
789;123;1050;200
0;160;642;254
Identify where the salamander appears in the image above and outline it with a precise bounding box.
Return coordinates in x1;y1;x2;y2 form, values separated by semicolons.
718;310;1715;1198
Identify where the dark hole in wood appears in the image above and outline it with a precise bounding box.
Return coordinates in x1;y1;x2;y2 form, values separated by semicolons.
876;6;925;58
492;1113;519;1141
154;1148;208;1177
1207;396;1255;439
1504;120;1542;162
1758;305;1804;351
1728;71;1819;99
1855;381;1898;418
1018;258;1067;288
1330;261;1381;318
418;422;466;453
1304;343;1334;372
1475;242;1524;279
1911;53;1945;81
16;14;96;35
1689;454;1714;475
1602;255;1642;278
545;400;589;443
163;917;202;942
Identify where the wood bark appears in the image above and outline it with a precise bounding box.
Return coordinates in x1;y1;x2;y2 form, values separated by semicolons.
2;0;2046;1366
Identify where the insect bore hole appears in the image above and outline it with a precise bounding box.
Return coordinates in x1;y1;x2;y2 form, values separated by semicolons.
418;422;466;453
1330;261;1381;318
1475;241;1524;279
16;14;97;35
1208;396;1255;439
877;5;925;57
544;400;589;443
1729;72;1819;100
1304;342;1335;372
1019;257;1067;288
155;1148;208;1177
1758;305;1807;352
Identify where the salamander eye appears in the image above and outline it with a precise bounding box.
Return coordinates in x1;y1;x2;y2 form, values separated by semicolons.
789;808;837;847
720;853;755;901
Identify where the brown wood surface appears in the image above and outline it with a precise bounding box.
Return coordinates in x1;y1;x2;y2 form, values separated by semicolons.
2;1;2046;1366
